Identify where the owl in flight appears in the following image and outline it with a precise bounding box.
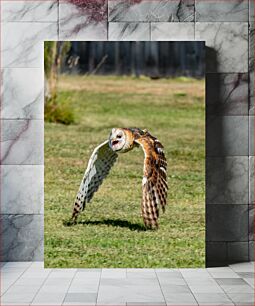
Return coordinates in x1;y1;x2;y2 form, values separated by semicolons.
71;128;168;229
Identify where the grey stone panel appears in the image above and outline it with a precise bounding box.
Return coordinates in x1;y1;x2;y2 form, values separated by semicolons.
249;204;254;241
206;242;227;267
249;71;254;115
206;157;249;205
250;0;255;22
195;22;248;73
108;22;150;40
249;241;254;261
227;242;249;263
249;24;254;114
206;116;248;156
249;156;254;205
206;73;249;116
0;215;43;261
1;165;44;214
108;0;195;22
0;119;44;165
249;116;254;155
196;0;248;22
206;205;248;242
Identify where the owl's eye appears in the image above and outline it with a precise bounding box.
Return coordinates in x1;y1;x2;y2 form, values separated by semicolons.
117;135;122;139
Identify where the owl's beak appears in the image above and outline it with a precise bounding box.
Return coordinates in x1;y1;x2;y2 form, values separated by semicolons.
109;136;120;150
111;139;119;146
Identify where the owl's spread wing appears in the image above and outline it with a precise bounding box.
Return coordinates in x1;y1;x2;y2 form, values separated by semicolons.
135;136;168;229
71;140;118;221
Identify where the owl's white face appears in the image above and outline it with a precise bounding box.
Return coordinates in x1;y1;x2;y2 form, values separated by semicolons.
109;128;126;152
109;129;126;151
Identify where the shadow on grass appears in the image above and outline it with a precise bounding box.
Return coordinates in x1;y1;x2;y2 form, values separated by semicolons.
64;218;147;232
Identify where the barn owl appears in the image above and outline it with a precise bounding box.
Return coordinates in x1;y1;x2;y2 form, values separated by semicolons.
71;128;168;229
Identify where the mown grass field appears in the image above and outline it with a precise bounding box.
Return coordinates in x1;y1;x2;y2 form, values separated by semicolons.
44;75;205;268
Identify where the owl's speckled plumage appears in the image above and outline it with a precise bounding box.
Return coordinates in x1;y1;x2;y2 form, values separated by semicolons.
71;128;168;229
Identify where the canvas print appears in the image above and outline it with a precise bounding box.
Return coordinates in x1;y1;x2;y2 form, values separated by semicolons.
44;41;205;268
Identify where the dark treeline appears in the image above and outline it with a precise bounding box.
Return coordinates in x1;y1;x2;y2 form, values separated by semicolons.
63;41;205;78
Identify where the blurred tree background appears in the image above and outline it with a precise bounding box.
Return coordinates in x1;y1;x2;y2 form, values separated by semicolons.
44;41;74;124
44;41;205;124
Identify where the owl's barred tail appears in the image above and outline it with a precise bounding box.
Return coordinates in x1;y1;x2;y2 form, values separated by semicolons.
71;192;85;223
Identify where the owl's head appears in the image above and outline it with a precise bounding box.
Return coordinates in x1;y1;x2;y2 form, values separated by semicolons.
109;128;126;152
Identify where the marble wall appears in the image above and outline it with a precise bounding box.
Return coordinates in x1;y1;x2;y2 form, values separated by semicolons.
0;0;254;266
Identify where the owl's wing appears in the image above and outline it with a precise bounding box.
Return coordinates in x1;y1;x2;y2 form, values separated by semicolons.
135;135;168;229
71;140;118;222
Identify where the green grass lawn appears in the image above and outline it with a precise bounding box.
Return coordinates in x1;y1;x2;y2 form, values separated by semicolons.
44;75;205;268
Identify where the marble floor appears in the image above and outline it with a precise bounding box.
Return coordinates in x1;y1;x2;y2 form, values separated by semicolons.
0;262;254;305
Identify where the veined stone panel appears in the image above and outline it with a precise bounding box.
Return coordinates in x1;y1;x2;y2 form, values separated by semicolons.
1;68;44;119
108;22;150;40
151;22;195;40
108;0;195;22
206;73;249;116
206;156;249;205
195;22;248;73
1;0;58;22
59;1;107;40
0;119;44;165
1;22;58;68
206;116;248;156
196;0;248;22
0;215;43;261
1;165;44;214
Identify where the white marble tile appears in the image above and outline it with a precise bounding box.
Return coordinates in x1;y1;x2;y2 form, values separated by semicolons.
2;22;58;68
1;278;18;295
230;262;254;273
108;22;150;40
227;292;254;305
75;270;101;279
2;261;32;268
108;0;195;22
31;291;66;305
195;22;248;73
101;268;126;278
2;286;38;304
1;119;43;165
180;268;212;278
207;267;240;278
59;1;107;40
1;68;43;119
196;0;248;22
97;285;126;305
127;269;156;279
192;292;234;305
48;269;76;278
1;165;43;214
21;268;51;279
68;278;99;293
2;0;58;22
0;215;43;261
151;22;195;40
164;293;198;305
